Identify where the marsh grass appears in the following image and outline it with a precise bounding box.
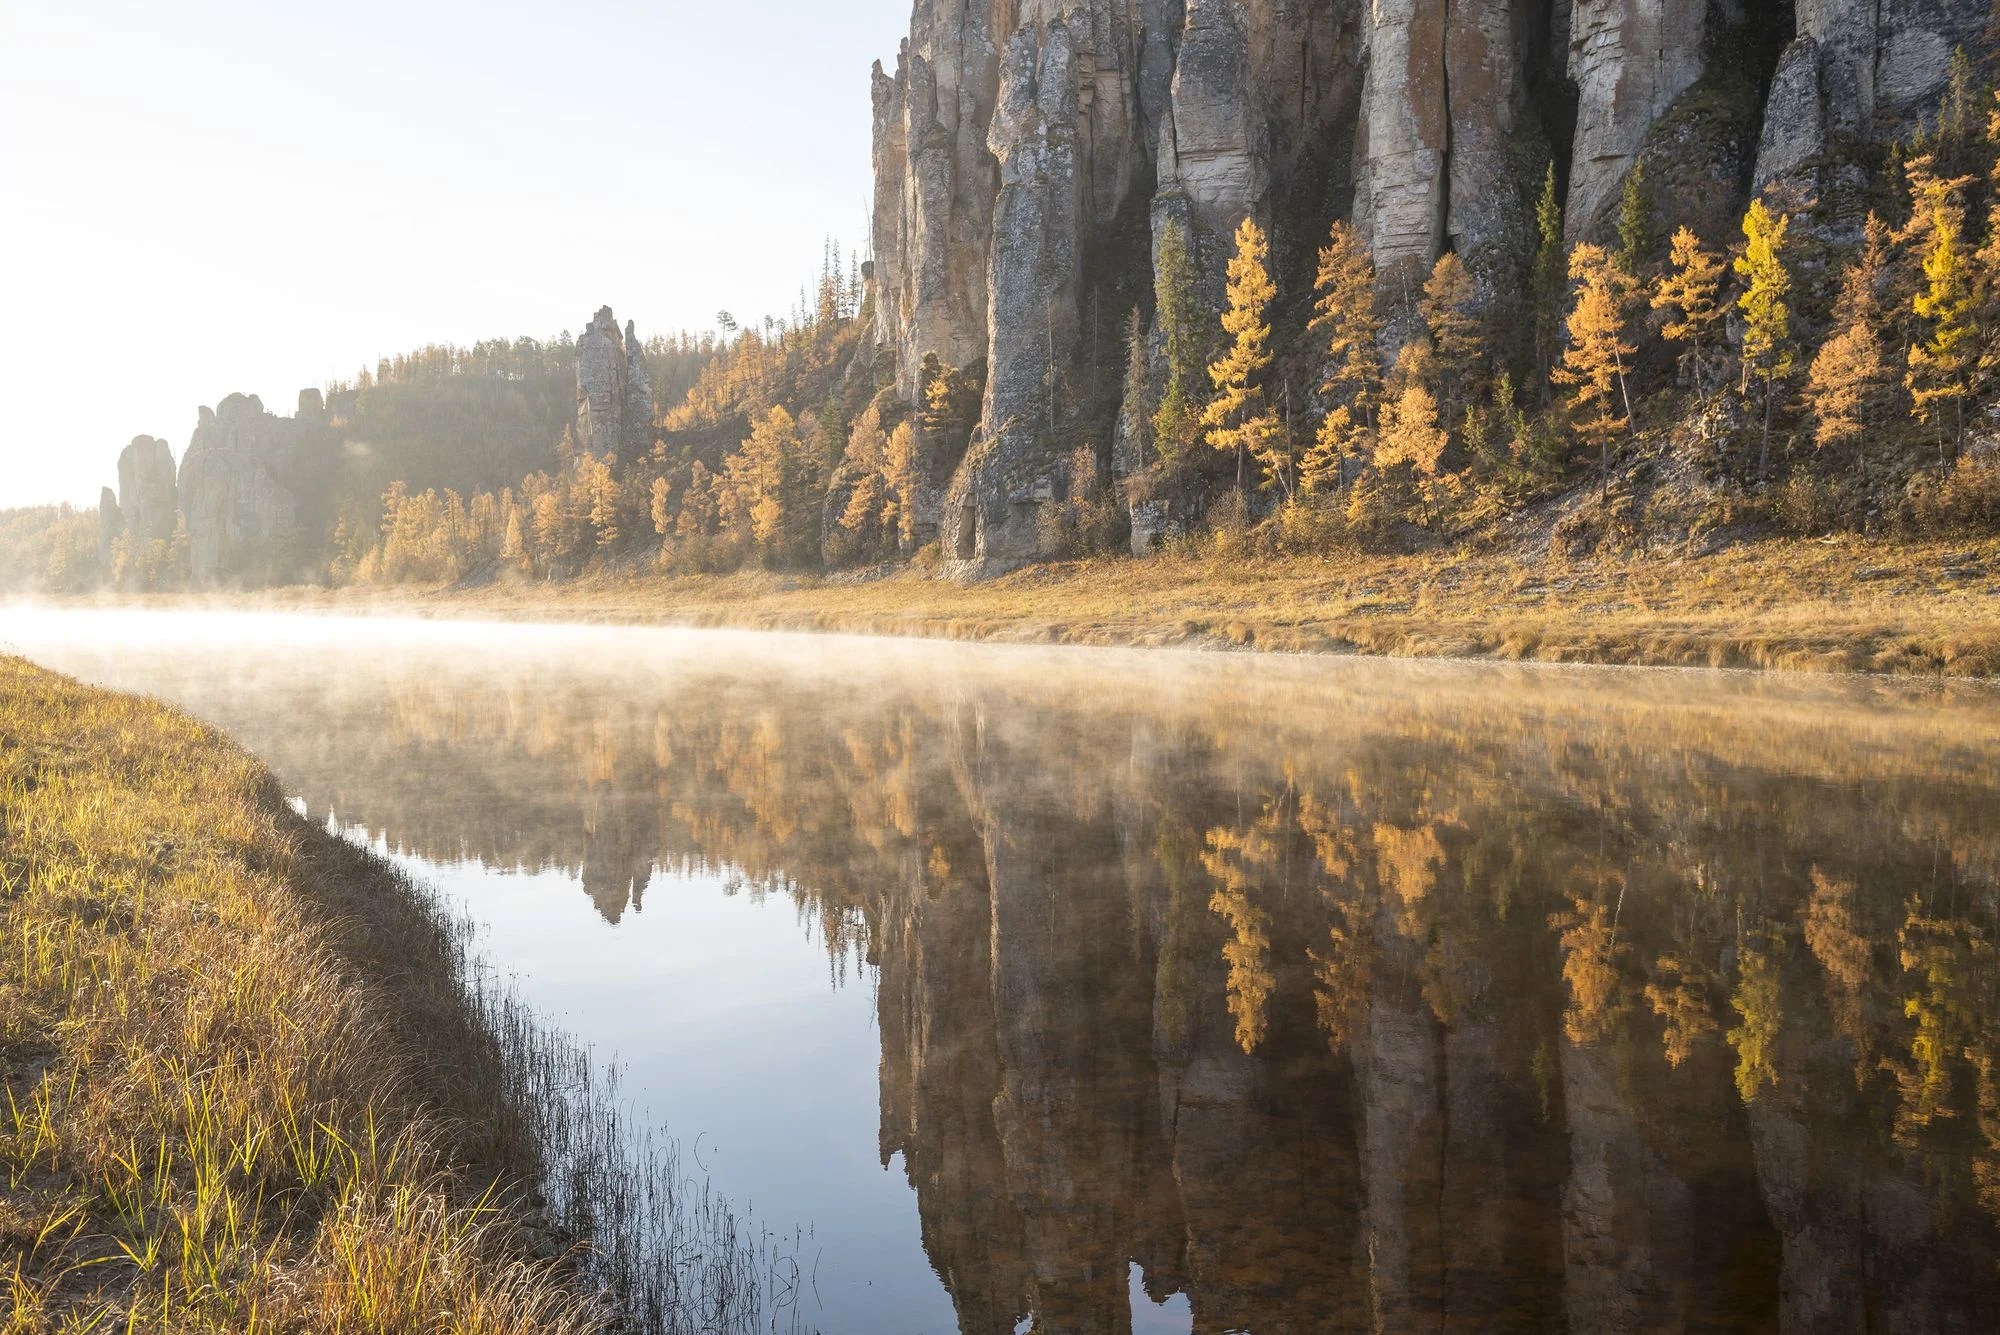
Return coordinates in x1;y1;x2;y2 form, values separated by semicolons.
0;657;799;1333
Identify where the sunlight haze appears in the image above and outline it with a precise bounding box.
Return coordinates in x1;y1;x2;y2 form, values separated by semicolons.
0;0;908;508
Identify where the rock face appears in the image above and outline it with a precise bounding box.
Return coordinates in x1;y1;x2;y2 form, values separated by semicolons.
97;488;123;567
940;20;1085;576
1355;0;1555;279
116;435;179;549
574;306;654;460
866;0;1988;577
176;394;312;585
1563;0;1708;241
1753;0;1987;196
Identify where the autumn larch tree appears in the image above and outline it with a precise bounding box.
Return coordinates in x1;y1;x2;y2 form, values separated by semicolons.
836;401;893;559
1554;243;1638;503
1805;214;1896;473
730;405;815;567
1909;200;1978;468
1203;216;1281;494
1734;199;1796;475
1305;220;1381;495
883;420;921;550
1652;226;1727;391
1421;251;1484;429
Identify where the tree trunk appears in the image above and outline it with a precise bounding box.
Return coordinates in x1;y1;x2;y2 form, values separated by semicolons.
1759;376;1774;477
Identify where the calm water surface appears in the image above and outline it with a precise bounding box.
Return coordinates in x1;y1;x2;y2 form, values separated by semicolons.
8;608;2000;1333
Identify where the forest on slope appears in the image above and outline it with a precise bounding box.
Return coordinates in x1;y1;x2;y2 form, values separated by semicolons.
10;5;2000;604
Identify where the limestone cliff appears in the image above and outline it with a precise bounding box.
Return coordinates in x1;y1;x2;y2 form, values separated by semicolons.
864;0;1988;577
575;306;654;461
116;435;179;549
176;393;323;585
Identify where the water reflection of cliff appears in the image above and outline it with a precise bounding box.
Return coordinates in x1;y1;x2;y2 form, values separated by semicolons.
81;636;2000;1331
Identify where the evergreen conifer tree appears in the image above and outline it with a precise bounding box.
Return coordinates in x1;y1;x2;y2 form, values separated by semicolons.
1152;219;1205;461
1616;162;1654;275
1530;164;1567;389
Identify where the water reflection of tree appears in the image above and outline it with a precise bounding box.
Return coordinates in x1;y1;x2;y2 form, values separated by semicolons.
95;645;2000;1332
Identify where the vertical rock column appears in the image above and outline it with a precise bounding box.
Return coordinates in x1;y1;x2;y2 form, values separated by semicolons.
872;0;1006;403
116;435;179;552
1354;0;1448;280
97;489;123;568
1445;0;1536;279
176;395;305;585
574;307;654;460
1156;0;1265;243
1565;0;1706;241
942;20;1085;578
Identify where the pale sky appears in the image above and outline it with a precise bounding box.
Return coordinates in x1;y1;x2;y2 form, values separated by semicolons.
0;0;910;508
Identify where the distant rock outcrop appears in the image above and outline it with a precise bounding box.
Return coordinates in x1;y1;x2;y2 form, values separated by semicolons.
97;488;123;567
575;307;655;461
176;394;313;584
116;435;179;549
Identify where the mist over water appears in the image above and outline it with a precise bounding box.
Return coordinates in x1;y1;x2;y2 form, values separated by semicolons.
8;607;2000;1333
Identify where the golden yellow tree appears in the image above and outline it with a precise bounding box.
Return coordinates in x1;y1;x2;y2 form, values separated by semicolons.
1203;216;1280;493
1421;251;1483;425
729;405;811;564
883;420;920;549
1305;221;1381;495
1645;954;1720;1068
1806;216;1896;473
831;402;892;558
1552;891;1631;1046
1202;820;1279;1054
1312;221;1381;416
1735;199;1795;473
1652;226;1727;390
1376;377;1448;478
1553;243;1637;502
1909;205;1978;468
1727;936;1784;1102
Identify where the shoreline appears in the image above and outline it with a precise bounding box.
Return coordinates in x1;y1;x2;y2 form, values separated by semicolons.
0;658;774;1330
35;534;2000;678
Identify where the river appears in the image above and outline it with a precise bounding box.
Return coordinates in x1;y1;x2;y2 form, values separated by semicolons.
7;607;1998;1333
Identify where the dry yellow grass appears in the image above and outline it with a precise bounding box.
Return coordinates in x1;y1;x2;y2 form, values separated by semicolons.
149;533;2000;678
0;657;600;1331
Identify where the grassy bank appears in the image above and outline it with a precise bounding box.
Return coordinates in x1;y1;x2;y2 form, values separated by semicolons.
0;659;785;1332
161;533;2000;677
0;656;596;1328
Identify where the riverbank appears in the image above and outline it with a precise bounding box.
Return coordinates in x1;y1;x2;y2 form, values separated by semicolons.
95;534;2000;677
0;657;597;1328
